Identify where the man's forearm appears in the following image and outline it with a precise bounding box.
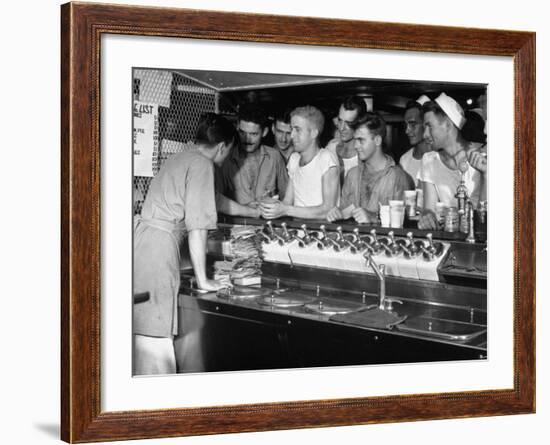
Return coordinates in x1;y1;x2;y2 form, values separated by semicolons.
216;193;259;217
286;204;331;220
188;229;208;285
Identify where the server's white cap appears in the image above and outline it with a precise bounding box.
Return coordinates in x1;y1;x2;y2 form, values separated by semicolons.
434;92;466;129
416;94;430;105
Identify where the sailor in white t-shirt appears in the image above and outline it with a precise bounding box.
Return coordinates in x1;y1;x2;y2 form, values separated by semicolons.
418;93;487;230
259;106;339;220
398;96;433;184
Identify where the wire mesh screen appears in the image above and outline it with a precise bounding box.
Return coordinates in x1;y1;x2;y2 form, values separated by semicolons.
133;69;218;214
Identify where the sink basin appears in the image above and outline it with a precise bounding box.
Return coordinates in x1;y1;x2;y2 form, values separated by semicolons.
217;286;272;300
304;298;371;316
395;316;486;342
257;292;316;308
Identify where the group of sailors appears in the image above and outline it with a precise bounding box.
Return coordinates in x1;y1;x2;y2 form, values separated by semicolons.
133;91;487;375
212;92;486;230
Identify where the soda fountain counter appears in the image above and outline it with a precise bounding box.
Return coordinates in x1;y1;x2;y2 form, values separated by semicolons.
177;216;487;373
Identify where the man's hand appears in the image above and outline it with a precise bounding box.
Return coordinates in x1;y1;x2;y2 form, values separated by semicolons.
248;201;259;209
468;150;487;174
351;207;371;224
196;278;229;292
259;200;287;219
326;206;343;222
246;203;261;218
418;210;439;230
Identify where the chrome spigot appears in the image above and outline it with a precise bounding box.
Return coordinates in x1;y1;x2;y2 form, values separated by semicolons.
380;230;400;257
368;229;384;254
280;222;300;244
352;228;370;253
290;232;306;248
259;230;272;243
419;233;444;261
299;223;319;246
316;225;332;250
265;221;286;245
334;226;357;252
426;233;436;254
280;222;291;241
396;232;420;258
466;200;476;244
300;224;312;243
456;171;469;216
363;251;386;310
265;221;275;238
325;226;347;251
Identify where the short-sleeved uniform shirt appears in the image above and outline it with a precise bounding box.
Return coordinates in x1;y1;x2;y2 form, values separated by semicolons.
287;149;338;207
218;145;288;204
340;155;414;218
134;148;217;338
418;151;481;208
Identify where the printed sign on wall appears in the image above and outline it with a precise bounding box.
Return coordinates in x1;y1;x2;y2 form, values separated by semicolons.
133;101;159;177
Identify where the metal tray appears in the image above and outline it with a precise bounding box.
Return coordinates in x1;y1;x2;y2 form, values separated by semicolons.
396;316;486;342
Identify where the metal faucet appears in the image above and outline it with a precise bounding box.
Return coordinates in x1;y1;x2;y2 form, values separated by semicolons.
265;221;286;245
316;225;333;250
363;251;386;310
456;171;469;217
418;233;445;261
380;231;400;257
396;232;420;258
465;200;476;244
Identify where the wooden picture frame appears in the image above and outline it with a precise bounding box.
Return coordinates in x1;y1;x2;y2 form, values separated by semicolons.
61;2;535;442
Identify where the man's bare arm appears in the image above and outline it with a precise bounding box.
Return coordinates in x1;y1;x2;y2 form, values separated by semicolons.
216;192;260;218
188;229;226;291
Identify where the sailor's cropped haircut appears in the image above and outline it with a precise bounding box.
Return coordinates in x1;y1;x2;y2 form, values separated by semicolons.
422;101;447;122
352;111;386;140
341;95;367;117
238;103;268;128
195;113;238;148
405;100;424;115
290;105;325;135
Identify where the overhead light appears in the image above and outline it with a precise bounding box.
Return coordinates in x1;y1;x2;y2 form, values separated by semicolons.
466;98;473;105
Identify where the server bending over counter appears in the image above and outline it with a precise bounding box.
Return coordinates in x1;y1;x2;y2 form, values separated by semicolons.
133;113;235;375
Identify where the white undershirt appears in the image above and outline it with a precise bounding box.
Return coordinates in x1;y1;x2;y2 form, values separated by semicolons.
399;147;422;185
287;149;337;207
342;155;358;177
418;151;481;208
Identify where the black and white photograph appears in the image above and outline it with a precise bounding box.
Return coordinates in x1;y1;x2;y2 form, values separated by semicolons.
132;68;488;376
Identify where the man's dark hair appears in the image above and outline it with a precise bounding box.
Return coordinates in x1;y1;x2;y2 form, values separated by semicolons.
461;111;487;144
238;103;268;128
352;111;387;140
195;113;238;148
422;100;447;121
273;109;292;125
341;96;367;117
405;100;424;115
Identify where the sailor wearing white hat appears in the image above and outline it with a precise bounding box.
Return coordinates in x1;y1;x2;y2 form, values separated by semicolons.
417;93;486;230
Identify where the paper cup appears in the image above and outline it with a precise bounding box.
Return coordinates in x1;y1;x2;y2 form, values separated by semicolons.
379;205;390;227
404;190;417;217
435;202;449;224
389;200;405;228
415;188;424;213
